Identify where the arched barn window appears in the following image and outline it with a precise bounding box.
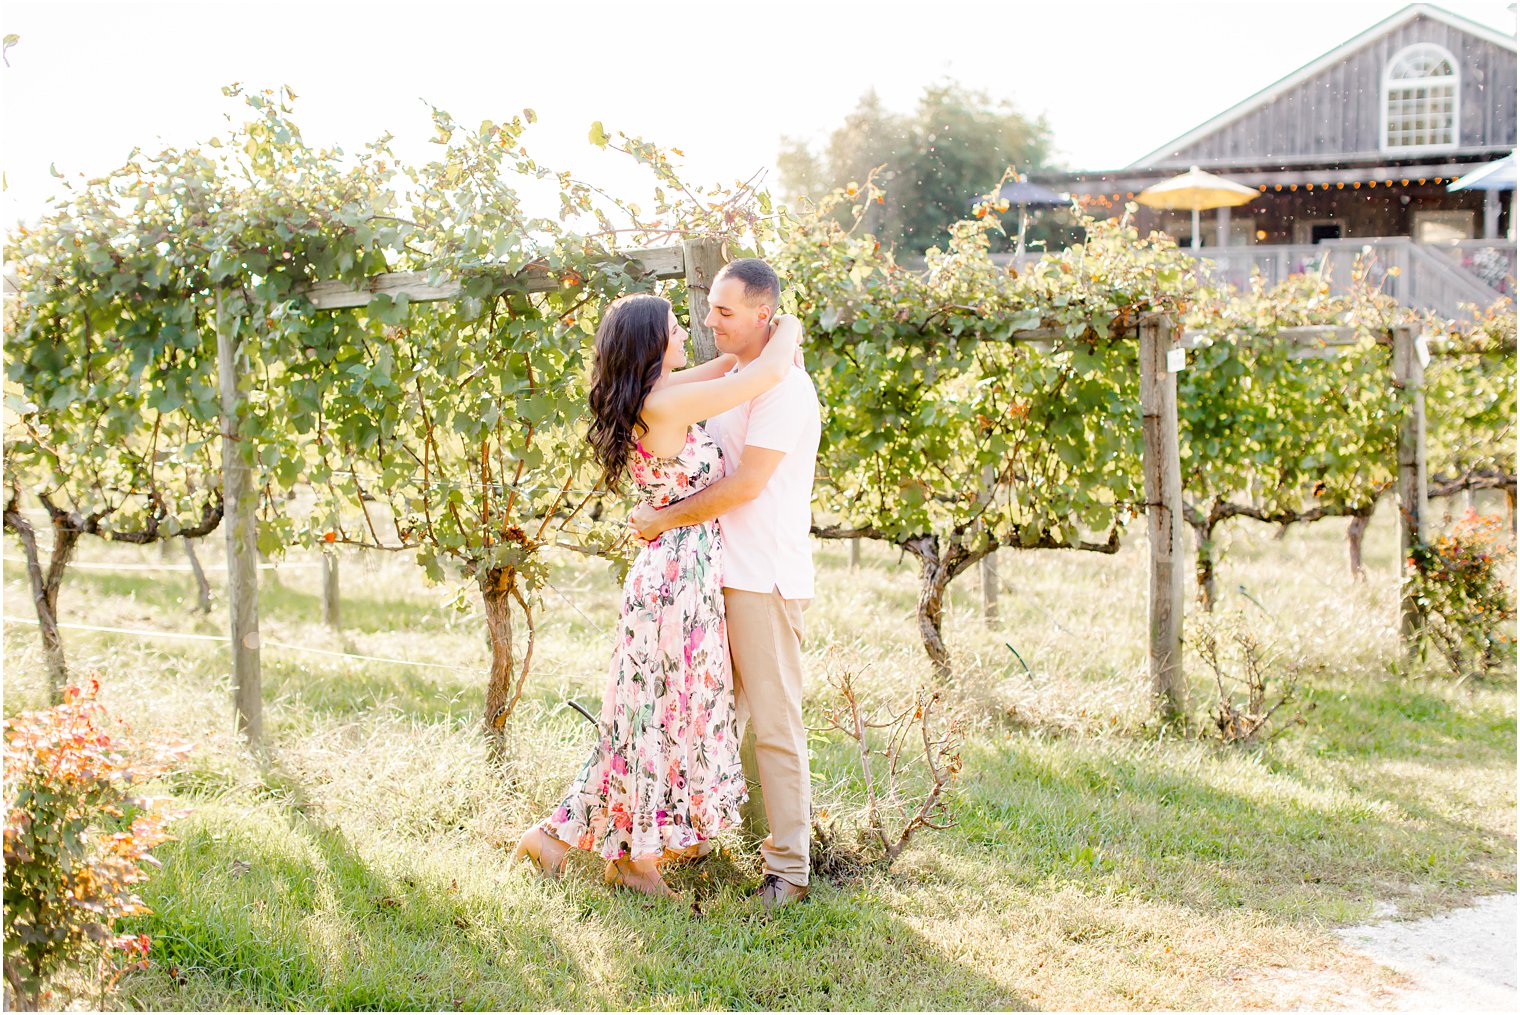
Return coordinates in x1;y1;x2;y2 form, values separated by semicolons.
1382;43;1459;151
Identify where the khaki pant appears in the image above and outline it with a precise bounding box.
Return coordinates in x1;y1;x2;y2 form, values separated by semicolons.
723;588;810;887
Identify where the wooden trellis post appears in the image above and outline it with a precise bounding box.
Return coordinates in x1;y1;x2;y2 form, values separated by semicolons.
980;465;999;626
682;237;725;363
980;553;999;627
322;549;341;629
1139;314;1186;720
1392;324;1428;648
679;238;769;839
216;293;263;745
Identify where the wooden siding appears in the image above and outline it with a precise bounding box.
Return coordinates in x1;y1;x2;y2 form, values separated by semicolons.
1154;14;1516;167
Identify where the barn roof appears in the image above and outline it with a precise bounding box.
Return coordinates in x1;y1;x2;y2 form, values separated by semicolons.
1130;4;1517;169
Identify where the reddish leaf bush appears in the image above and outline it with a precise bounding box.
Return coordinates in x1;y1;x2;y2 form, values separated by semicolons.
3;678;189;1009
1406;510;1518;681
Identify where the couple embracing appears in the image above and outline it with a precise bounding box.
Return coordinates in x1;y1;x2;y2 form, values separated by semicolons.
513;258;820;909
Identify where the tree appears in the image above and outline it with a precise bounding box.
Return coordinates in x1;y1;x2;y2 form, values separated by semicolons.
1176;273;1403;607
778;90;905;243
1424;305;1517;512
5;87;774;747
778;81;1056;256
4;85;406;717
775;188;1197;679
281;113;770;753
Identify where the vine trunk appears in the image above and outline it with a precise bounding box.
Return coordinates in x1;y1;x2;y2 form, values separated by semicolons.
1192;521;1218;611
3;507;82;703
480;566;523;758
905;535;979;683
1346;511;1373;583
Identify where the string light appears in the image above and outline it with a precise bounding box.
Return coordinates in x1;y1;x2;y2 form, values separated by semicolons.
1102;173;1454;208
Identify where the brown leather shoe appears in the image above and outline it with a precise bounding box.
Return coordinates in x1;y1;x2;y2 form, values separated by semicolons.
756;873;809;910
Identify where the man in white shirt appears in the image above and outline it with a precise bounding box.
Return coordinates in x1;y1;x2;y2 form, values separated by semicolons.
628;258;821;909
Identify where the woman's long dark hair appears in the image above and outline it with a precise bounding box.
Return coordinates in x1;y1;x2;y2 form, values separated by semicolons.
587;294;672;491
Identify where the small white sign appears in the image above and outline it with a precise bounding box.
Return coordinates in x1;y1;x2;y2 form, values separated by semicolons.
1415;332;1431;369
1166;347;1187;373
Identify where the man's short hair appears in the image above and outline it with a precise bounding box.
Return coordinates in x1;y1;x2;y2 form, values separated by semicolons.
715;258;781;308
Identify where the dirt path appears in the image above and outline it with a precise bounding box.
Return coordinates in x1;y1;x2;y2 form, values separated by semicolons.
1331;893;1517;1011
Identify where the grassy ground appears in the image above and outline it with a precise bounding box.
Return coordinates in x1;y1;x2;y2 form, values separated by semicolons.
3;497;1515;1011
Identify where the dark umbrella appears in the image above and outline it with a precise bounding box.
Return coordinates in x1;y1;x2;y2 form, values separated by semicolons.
982;178;1067;257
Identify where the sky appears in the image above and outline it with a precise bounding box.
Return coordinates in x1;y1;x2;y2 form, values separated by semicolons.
1;0;1514;226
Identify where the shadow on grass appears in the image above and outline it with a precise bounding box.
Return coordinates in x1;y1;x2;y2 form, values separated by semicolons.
20;562;438;637
937;675;1515;925
557;861;1030;1010
125;757;613;1011
259;657;599;733
111;666;1513;1010
255;577;447;637
1298;671;1516;763
260;655;478;727
124;757;1030;1012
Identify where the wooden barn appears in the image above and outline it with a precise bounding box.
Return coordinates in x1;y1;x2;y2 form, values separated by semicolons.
1034;3;1517;315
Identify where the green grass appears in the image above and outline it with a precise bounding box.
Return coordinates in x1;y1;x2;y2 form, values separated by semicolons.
3;496;1514;1011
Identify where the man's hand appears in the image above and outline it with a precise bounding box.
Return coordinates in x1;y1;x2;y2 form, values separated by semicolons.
628;502;664;542
625;448;783;544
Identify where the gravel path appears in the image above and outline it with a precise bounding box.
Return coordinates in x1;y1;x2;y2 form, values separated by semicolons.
1334;893;1517;1011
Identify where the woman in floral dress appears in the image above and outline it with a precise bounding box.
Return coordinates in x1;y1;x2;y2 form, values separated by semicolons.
512;294;802;896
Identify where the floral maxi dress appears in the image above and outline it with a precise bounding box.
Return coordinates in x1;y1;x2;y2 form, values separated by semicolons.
543;426;747;861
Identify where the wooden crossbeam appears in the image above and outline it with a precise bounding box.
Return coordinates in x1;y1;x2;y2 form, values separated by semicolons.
301;245;686;310
1277;326;1358;343
1180;325;1358;349
1004;326;1140;342
996;324;1360;348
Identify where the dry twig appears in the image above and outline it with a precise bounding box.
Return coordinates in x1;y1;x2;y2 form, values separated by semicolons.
811;664;966;871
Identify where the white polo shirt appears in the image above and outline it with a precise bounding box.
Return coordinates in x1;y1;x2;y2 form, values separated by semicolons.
705;365;821;599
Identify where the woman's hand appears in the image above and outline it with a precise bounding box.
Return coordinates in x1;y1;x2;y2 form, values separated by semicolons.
766;313;806;369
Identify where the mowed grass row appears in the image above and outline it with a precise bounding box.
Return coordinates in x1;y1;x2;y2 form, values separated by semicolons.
2;497;1514;1011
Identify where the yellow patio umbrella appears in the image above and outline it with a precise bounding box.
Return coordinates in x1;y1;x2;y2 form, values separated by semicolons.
1136;165;1259;248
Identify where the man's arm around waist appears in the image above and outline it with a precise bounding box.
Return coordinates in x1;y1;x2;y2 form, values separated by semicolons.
629;445;785;541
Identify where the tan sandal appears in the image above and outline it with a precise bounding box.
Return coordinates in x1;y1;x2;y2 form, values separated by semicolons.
603;856;677;898
661;839;713;864
510;823;569;880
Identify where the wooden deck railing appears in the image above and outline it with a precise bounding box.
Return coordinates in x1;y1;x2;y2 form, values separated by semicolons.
1006;238;1514;319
